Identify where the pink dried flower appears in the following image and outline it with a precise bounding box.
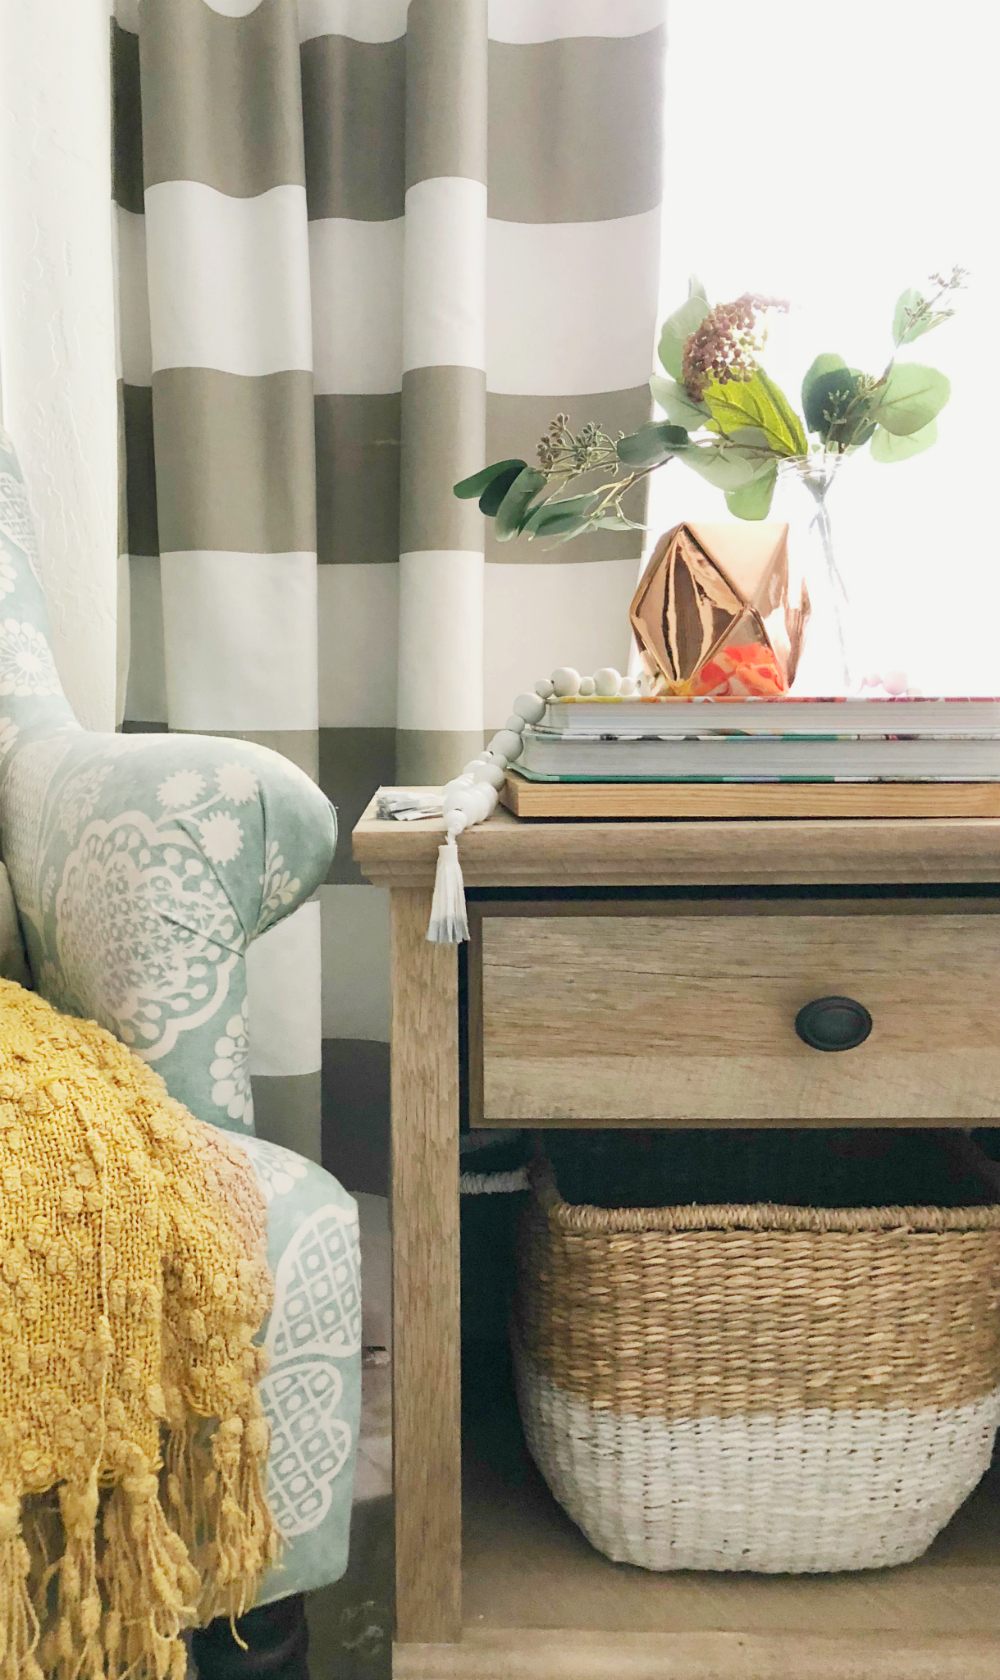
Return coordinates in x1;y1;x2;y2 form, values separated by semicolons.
682;293;789;401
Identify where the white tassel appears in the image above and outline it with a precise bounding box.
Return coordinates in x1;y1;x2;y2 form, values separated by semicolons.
427;815;470;944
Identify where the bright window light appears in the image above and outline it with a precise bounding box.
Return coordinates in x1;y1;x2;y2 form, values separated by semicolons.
646;1;999;694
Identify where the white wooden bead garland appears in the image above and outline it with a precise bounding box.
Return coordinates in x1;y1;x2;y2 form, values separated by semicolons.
426;665;642;942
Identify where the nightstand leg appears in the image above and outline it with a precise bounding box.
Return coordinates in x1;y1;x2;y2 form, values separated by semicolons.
390;889;462;1643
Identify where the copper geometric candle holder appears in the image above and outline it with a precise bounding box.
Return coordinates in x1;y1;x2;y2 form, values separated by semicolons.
630;521;809;698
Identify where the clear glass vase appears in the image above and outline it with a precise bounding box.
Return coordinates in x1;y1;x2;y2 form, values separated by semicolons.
772;454;857;697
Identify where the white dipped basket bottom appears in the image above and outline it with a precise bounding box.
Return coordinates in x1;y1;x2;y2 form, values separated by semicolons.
512;1158;1000;1574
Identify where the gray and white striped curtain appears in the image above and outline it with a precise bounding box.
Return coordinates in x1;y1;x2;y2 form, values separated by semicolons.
114;0;665;1178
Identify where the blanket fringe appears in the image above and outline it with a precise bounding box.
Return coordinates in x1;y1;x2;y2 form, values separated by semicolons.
0;1495;42;1680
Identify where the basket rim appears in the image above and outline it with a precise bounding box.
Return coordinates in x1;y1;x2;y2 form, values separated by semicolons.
530;1157;1000;1236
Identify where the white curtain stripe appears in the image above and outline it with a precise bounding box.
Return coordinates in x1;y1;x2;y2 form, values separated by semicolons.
402;177;488;374
202;0;268;16
318;563;399;728
484;557;636;727
396;550;485;733
145;181;313;376
298;0;409;45
488;0;667;42
247;901;324;1077
159;551;319;731
310;217;404;395
486;208;662;394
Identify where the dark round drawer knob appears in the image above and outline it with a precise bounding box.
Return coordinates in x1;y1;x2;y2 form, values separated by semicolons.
795;995;872;1052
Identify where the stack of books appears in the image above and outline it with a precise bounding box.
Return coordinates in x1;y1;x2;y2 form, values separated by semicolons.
514;695;1000;784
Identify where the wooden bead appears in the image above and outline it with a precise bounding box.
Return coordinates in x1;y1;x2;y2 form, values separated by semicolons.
472;761;505;790
551;667;581;697
490;729;523;761
504;714;527;734
619;677;637;697
442;788;478;821
594;667;621;697
578;677;596;697
513;692;546;725
534;678;555;699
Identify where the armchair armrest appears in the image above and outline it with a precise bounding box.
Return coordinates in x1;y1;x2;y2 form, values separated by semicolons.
0;727;335;1135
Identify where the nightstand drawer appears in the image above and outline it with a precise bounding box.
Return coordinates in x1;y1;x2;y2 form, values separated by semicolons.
470;897;1000;1125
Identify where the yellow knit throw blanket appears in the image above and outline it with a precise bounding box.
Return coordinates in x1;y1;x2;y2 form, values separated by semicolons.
0;980;278;1680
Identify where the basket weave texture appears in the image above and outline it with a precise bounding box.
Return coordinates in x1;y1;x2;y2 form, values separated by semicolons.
512;1158;1000;1573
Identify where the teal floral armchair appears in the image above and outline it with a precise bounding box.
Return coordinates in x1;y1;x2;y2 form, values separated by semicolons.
0;431;359;1605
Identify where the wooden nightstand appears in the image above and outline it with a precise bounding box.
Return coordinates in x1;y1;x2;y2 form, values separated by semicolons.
354;801;1000;1679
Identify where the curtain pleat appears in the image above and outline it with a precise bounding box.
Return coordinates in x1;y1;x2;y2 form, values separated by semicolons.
115;0;324;1162
114;0;665;1179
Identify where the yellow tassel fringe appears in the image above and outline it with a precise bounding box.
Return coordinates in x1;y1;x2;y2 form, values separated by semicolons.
0;980;279;1678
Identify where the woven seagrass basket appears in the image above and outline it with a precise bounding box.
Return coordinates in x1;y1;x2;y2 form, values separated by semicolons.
512;1153;1000;1574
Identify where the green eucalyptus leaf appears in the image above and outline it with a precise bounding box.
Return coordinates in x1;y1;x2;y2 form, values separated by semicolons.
803;366;862;438
478;462;530;516
871;362;951;435
726;425;772;453
702;368;807;456
649;374;710;429
870;418;939;462
688;275;709;302
522;493;600;536
677;444;756;491
616;420;689;467
892;288;934;347
657;294;712;380
494;466;547;540
801;354;848;417
725;463;778;520
454;458;526;500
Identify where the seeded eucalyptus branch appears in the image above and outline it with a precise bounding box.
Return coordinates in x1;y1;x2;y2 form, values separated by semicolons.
454;267;967;536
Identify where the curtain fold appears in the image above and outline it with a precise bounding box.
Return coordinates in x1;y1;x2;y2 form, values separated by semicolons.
114;0;665;1174
0;0;119;732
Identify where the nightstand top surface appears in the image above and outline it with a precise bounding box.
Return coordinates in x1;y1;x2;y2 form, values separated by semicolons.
352;789;1000;890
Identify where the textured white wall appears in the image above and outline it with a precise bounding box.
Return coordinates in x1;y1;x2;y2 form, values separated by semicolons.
0;0;119;730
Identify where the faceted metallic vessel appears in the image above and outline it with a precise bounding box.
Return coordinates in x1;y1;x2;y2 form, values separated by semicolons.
630;521;809;698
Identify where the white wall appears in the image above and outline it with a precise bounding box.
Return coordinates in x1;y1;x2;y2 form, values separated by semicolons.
648;0;1000;697
0;0;119;730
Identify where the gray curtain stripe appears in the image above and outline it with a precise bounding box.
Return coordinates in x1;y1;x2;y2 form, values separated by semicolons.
322;1039;390;1199
399;365;486;554
151;367;316;555
484;385;653;564
316;394;401;565
116;379;128;558
319;727;396;884
112;18;144;214
138;0;305;197
395;728;486;787
251;1070;323;1165
122;383;160;557
302;34;405;222
405;0;488;189
487;28;665;223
